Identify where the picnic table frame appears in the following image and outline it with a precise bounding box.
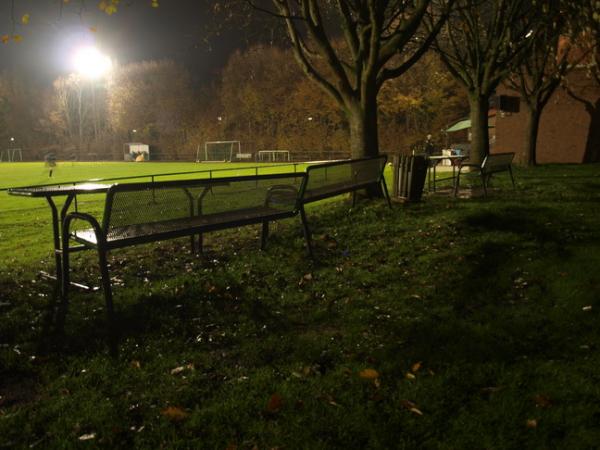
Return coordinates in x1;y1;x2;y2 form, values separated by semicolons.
427;154;469;192
8;183;112;291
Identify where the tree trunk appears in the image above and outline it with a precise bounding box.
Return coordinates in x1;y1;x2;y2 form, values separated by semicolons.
347;94;379;159
468;92;490;165
523;103;540;167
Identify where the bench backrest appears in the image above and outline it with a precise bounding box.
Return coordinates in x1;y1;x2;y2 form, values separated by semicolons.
302;155;387;203
481;152;515;172
102;173;306;237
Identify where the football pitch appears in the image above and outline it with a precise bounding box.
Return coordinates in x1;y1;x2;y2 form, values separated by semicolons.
0;161;306;269
0;161;303;191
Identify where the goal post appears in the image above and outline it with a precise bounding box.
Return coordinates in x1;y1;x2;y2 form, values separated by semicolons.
198;140;241;162
1;148;22;162
257;150;291;162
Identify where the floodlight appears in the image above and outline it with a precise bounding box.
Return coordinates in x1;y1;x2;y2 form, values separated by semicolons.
72;47;112;79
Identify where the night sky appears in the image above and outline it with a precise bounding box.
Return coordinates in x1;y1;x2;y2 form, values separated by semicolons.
0;0;243;83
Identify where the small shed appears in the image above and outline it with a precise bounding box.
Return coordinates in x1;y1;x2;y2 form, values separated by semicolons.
124;143;150;162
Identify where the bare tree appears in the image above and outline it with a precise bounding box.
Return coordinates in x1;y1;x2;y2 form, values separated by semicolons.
432;0;537;164
250;0;455;159
560;0;600;163
505;1;598;166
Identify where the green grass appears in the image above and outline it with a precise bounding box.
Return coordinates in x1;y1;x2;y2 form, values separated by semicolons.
1;161;599;449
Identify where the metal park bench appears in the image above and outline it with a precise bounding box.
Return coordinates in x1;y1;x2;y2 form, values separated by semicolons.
60;156;390;331
300;156;392;255
61;173;306;324
454;152;516;197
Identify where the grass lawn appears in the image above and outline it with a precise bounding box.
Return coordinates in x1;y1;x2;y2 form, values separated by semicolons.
1;161;599;449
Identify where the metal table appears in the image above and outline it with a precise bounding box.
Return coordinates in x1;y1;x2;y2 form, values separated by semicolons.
8;183;112;290
427;155;468;192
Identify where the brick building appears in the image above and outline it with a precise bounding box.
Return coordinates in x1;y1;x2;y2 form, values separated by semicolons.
494;69;600;164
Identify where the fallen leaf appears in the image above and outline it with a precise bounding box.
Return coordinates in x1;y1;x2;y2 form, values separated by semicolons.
405;372;416;380
131;360;141;369
526;418;538;429
400;399;423;415
78;433;96;441
411;361;422;373
400;399;416;409
170;363;194;375
266;393;283;414
161;406;189;422
409;407;423;416
533;394;553;409
582;305;592;311
359;368;379;379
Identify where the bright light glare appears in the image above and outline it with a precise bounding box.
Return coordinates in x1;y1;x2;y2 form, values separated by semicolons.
72;47;112;79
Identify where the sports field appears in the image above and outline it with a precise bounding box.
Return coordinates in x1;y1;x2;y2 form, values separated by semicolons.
0;161;307;269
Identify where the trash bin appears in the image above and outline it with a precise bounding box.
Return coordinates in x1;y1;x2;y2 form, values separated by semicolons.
392;154;428;202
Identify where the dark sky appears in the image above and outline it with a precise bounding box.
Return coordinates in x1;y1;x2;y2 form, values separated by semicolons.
0;0;243;83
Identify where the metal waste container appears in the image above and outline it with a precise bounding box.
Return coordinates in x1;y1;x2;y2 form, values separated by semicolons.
392;154;428;202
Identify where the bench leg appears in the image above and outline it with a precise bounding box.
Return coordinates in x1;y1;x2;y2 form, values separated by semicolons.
352;191;357;208
61;231;71;302
97;245;115;340
508;166;516;188
198;233;203;254
299;206;314;258
261;221;269;250
454;170;461;197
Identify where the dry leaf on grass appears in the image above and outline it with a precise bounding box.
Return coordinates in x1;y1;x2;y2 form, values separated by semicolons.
526;418;538;429
78;433;96;441
266;393;283;414
400;399;423;416
161;406;189;422
359;368;379;380
411;361;422;373
533;394;553;409
170;363;194;375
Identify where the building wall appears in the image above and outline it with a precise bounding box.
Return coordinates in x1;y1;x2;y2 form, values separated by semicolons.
495;69;600;164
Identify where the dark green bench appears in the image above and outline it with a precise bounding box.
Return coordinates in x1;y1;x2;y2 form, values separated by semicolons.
454;152;516;197
62;173;306;327
299;155;391;256
61;156;391;331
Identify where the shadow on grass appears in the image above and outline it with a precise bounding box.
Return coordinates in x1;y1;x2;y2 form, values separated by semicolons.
382;205;592;369
32;271;298;359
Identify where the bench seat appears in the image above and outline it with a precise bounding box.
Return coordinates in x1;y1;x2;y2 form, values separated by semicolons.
72;205;290;248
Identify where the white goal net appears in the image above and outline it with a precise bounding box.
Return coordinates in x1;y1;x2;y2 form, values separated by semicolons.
0;148;22;162
197;141;241;162
257;150;291;162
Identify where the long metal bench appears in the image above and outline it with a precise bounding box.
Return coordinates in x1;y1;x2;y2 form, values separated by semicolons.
299;155;392;256
61;156;391;331
454;152;516;197
61;173;307;326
